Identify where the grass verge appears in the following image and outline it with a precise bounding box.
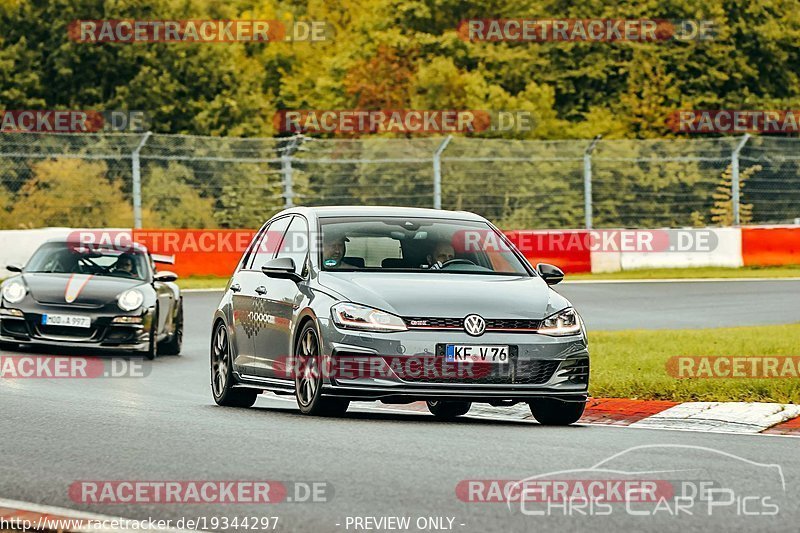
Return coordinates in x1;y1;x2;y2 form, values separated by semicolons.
176;276;229;290
589;323;800;403
569;265;800;280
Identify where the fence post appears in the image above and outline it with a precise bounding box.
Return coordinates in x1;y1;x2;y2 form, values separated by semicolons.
583;135;601;230
280;135;303;208
131;131;152;229
731;133;751;226
432;135;453;209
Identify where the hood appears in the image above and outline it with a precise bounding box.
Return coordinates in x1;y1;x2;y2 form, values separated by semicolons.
316;272;571;319
19;273;146;306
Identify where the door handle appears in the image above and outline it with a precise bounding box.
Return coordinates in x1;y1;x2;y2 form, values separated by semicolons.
230;283;241;293
255;286;268;295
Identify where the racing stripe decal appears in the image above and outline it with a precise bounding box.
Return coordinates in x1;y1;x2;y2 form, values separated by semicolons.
64;274;93;303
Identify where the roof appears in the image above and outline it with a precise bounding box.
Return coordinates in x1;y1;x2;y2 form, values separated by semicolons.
45;237;148;253
284;205;487;221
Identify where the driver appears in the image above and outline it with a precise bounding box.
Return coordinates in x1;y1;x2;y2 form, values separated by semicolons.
112;254;136;277
322;235;348;268
427;242;455;269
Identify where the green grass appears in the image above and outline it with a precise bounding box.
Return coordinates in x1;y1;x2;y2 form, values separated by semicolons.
176;276;229;290
589;324;800;403
569;265;800;280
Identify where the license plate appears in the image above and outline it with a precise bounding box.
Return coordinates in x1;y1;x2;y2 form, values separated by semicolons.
42;314;91;328
445;344;509;364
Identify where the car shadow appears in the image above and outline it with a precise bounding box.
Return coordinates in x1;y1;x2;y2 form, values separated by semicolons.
227;402;588;429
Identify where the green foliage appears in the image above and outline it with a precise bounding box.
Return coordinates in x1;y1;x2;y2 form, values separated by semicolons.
1;0;799;228
9;158;134;227
142;162;217;228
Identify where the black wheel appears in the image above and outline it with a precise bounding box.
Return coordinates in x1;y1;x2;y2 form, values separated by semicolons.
295;322;349;416
159;301;183;356
528;399;585;426
143;309;158;360
211;321;258;408
426;400;471;419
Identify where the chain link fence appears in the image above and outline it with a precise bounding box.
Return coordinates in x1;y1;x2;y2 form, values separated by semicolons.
0;132;798;229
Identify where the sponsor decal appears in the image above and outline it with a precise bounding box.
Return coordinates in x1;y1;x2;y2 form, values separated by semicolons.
64;274;93;303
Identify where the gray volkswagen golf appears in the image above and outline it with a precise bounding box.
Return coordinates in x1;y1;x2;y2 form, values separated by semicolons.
211;206;589;425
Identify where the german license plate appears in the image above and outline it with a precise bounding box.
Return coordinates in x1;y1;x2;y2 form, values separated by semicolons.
42;314;91;328
445;344;509;364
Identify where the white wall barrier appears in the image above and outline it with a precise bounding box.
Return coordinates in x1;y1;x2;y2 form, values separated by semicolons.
618;228;743;271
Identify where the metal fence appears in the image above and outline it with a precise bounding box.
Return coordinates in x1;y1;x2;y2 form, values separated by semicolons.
0;132;798;229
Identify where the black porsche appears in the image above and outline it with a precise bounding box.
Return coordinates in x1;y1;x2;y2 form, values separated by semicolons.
0;239;183;359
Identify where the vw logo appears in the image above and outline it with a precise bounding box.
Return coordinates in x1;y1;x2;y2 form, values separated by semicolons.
463;314;486;336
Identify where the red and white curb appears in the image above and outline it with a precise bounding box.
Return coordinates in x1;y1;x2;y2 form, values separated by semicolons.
0;497;199;533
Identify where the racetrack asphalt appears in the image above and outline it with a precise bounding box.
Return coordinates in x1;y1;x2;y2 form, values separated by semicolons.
1;282;799;532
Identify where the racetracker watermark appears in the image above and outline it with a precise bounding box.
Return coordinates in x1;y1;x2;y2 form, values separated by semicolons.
69;481;332;504
458;19;716;42
69;230;257;254
273;110;534;134
457;479;674;503
275;355;512;381
0;356;149;378
0;110;149;133
474;229;719;254
667;356;800;378
669;110;800;134
69;20;331;43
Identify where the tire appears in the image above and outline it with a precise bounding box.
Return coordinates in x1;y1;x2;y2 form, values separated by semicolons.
211;321;258;408
528;398;586;426
294;322;349;416
426;400;471;419
0;341;18;352
159;301;183;356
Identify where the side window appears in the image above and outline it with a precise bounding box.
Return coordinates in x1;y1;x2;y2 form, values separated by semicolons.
276;216;309;274
238;223;270;272
249;216;292;270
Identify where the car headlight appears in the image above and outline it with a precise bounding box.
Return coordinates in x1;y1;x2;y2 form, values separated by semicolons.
331;303;407;332
538;308;581;336
2;280;26;304
117;289;144;312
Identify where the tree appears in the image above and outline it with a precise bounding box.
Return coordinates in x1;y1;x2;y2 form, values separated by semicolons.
711;163;760;226
9;159;133;227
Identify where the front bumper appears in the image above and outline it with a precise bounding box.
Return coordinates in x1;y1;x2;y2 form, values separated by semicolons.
317;318;589;403
0;307;154;352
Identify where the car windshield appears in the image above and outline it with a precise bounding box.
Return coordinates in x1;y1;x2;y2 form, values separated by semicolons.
25;242;149;281
318;217;531;275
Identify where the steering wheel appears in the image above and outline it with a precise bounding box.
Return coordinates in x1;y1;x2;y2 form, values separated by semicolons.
439;258;476;268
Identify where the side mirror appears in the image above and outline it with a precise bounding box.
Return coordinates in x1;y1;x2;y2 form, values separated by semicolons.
261;257;302;283
6;264;22;273
154;271;178;283
536;263;564;286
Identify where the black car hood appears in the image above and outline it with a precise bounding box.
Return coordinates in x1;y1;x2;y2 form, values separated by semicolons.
20;273;146;306
316;271;571;319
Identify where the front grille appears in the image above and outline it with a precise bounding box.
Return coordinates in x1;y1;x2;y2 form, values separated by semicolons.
36;324;96;339
516;360;562;384
404;317;541;332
